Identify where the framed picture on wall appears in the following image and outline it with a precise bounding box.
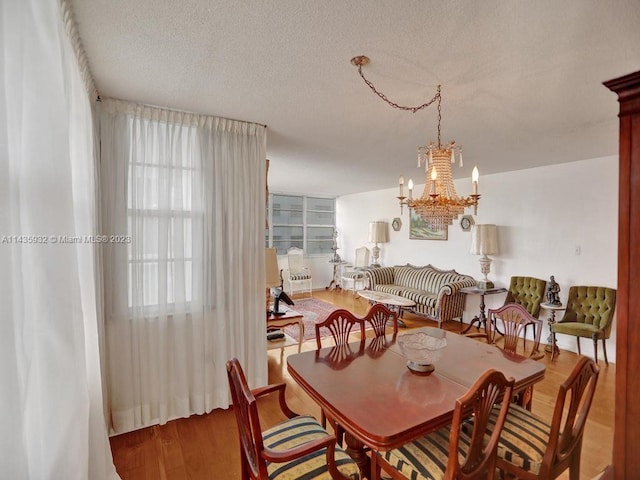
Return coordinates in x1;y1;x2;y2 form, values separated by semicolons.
409;211;448;240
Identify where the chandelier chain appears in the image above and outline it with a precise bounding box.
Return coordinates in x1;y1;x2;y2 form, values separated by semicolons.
355;64;441;114
436;88;442;147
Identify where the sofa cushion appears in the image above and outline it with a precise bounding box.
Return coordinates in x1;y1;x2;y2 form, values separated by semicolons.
394;265;465;294
401;288;438;310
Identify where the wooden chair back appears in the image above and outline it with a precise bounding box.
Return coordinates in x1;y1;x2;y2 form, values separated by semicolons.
315;309;365;350
449;369;515;479
543;356;600;478
226;358;267;479
488;303;543;358
363;303;398;338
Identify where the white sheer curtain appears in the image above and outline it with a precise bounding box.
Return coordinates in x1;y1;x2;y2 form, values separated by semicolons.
100;99;267;434
0;0;119;478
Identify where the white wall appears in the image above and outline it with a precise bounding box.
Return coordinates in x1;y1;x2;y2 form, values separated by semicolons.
336;155;619;360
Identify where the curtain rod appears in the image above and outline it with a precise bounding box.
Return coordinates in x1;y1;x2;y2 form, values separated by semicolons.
96;95;267;128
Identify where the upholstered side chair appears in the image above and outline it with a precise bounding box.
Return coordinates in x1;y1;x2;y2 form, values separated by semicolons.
226;358;359;480
552;285;617;364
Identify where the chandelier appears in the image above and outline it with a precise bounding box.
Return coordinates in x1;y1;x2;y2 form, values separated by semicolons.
351;55;480;232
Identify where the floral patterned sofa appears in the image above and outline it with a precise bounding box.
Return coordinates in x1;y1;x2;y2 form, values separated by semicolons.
365;264;476;327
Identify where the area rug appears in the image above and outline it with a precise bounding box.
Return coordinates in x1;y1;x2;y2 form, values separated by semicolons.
283;298;341;342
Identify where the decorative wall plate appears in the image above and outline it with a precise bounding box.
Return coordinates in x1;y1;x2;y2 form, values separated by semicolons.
460;215;475;232
392;217;402;231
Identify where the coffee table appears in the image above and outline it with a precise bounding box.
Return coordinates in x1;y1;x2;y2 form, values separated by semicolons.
358;290;415;327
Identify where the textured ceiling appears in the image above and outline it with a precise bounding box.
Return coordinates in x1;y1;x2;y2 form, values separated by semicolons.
71;0;640;197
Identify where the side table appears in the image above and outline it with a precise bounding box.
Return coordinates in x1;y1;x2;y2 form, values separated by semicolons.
266;308;304;358
540;303;565;360
460;286;508;339
326;260;348;290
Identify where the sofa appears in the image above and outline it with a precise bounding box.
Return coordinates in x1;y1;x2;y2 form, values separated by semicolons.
365;264;476;327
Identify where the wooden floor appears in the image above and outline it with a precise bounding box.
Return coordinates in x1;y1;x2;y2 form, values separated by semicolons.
109;289;614;479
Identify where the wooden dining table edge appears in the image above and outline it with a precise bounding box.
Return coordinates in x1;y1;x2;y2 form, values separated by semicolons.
287;358;460;452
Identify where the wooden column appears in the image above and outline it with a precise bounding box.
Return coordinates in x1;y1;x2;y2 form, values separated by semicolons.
604;70;640;480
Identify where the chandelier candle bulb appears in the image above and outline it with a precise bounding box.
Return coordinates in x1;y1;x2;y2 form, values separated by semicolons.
399;175;405;197
408;179;414;200
430;167;437;194
472;166;479;195
459;151;463;167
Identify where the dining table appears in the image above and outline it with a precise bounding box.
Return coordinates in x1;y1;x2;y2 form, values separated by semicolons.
286;328;546;479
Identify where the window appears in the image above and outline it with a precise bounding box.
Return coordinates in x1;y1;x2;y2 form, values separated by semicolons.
267;194;335;255
126;119;202;310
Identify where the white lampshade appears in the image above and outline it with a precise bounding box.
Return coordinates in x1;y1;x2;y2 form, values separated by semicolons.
265;248;281;288
368;221;388;244
470;224;498;255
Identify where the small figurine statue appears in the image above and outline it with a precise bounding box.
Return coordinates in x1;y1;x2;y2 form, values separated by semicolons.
546;275;562;306
330;230;341;263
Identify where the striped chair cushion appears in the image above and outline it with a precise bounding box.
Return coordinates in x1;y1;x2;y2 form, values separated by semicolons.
289;272;311;281
489;404;550;475
381;426;468;480
342;270;366;279
264;415;360;480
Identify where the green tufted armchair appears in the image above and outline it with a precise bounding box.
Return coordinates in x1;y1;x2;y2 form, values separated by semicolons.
504;276;547;317
503;276;547;352
552;285;617;364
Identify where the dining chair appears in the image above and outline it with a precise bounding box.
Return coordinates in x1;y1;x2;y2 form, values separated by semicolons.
363;303;398;338
226;358;360;480
282;247;313;297
491;356;600;480
315;309;366;444
315;308;366;350
503;276;547;349
467;303;542;410
487;303;544;359
551;285;617;364
362;304;398;359
371;369;515;480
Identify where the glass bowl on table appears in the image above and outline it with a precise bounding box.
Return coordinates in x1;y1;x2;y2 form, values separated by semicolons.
397;328;447;374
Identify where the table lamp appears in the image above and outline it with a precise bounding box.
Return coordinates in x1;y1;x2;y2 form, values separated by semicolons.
470;224;498;289
368;221;388;267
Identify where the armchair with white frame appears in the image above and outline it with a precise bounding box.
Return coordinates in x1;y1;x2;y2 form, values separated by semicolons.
281;247;313;297
341;246;370;295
